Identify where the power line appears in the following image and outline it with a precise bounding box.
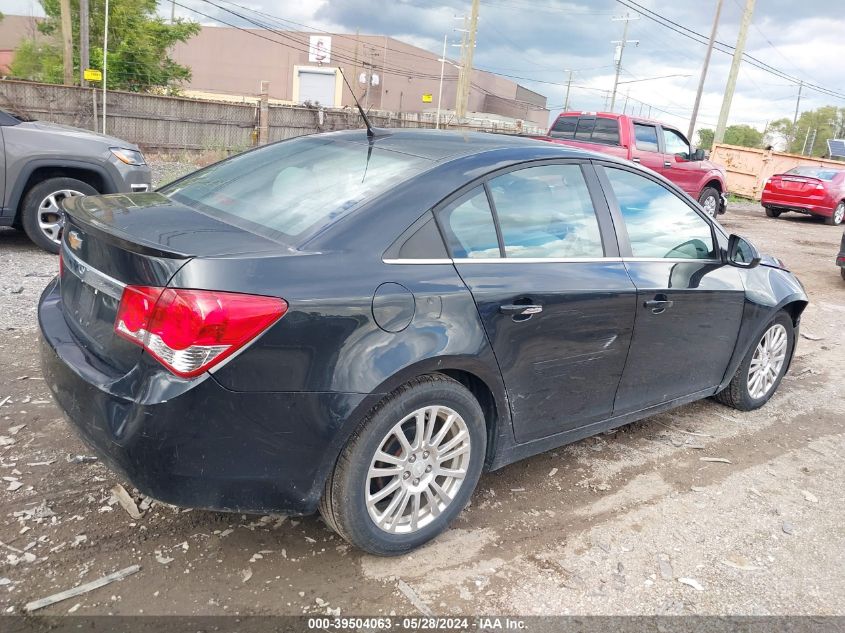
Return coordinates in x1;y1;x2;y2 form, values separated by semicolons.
613;0;845;101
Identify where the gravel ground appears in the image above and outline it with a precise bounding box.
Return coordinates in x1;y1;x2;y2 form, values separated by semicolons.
0;187;843;617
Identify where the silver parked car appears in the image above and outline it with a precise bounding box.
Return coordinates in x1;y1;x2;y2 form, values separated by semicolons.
0;109;152;253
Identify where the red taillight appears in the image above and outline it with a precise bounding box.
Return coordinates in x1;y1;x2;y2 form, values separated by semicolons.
114;286;287;378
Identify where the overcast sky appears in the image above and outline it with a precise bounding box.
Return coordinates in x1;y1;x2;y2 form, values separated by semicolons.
3;0;843;140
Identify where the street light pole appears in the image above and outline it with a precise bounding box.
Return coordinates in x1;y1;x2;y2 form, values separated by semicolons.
436;34;446;130
102;0;109;135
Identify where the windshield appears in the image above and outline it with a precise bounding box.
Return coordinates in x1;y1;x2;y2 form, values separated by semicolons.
784;166;842;181
161;136;431;242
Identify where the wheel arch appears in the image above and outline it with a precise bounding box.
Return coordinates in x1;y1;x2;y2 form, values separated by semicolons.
313;356;512;503
9;159;116;221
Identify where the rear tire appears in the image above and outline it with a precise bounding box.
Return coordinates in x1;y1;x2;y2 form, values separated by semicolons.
841;267;845;281
21;177;97;254
714;312;794;411
824;201;845;226
698;187;720;217
765;207;782;218
320;374;486;556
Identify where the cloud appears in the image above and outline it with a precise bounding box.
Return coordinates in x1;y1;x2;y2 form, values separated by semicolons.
7;0;842;134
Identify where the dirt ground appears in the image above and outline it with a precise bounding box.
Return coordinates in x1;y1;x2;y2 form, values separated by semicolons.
0;202;843;617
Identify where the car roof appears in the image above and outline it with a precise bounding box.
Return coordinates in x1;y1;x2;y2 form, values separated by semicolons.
321;128;591;162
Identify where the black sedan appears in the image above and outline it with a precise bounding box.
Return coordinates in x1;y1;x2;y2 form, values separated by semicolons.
40;130;807;555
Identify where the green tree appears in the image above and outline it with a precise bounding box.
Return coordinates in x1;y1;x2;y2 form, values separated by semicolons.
697;128;714;149
766;106;845;157
11;0;199;91
697;125;763;149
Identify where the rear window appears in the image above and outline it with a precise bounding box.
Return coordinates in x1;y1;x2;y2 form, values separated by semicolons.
784;166;842;181
549;116;619;145
550;116;577;138
161;136;430;241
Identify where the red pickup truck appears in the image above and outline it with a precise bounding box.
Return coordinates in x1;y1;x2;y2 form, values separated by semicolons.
540;112;728;216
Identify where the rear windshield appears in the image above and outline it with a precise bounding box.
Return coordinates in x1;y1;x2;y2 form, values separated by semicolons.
161;136;431;242
550;115;620;145
784;166;842;181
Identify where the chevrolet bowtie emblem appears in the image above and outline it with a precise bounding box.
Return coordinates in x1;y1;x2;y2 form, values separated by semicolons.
68;230;83;251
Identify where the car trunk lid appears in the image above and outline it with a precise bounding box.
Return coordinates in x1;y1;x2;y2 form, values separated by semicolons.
770;174;823;194
59;193;285;376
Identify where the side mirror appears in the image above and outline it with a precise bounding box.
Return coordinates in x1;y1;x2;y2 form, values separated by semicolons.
691;148;706;161
726;234;761;269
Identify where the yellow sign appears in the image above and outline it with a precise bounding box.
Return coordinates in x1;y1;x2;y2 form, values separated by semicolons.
422;93;433;103
83;68;102;82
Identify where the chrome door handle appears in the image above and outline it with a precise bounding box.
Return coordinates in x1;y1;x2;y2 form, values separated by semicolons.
644;295;673;314
632;157;641;163
500;304;543;316
663;161;672;167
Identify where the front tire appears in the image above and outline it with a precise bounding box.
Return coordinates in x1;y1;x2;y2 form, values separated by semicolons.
714;312;794;411
320;374;486;556
698;187;721;218
824;201;845;226
765;207;782;218
20;177;97;254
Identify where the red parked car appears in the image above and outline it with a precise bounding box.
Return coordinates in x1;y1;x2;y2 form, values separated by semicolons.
762;166;845;226
539;112;728;217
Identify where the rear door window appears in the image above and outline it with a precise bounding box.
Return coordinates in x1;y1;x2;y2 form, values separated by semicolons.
633;123;660;152
487;164;604;259
161;136;430;243
439;187;501;259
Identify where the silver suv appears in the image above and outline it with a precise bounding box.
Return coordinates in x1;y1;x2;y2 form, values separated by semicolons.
0;110;152;253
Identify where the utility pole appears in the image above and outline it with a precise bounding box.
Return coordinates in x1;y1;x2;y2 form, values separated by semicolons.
102;0;109;135
59;0;74;85
688;0;723;142
454;16;469;119
436;34;447;129
79;0;89;86
792;80;803;125
714;0;756;143
563;69;573;111
609;13;639;113
457;0;480;120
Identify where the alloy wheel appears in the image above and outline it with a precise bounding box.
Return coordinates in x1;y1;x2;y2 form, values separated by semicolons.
365;405;471;534
702;195;718;218
747;323;788;399
834;202;845;225
38;189;84;245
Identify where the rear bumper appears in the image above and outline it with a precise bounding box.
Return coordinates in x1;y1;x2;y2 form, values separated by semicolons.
38;279;366;515
761;194;834;217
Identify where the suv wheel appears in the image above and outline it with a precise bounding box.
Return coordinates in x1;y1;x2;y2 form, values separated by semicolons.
825;201;845;226
698;187;720;218
714;311;794;411
21;177;97;253
320;374;486;555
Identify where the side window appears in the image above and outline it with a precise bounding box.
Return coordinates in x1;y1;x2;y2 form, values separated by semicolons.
592;117;620;145
487;164;604;259
662;128;690;158
439;187;501;259
633;123;659;152
550;116;577;139
604;167;715;260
